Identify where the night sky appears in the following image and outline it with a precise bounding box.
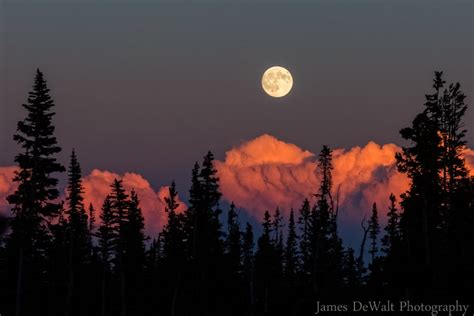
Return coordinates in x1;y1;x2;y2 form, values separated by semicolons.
1;1;473;243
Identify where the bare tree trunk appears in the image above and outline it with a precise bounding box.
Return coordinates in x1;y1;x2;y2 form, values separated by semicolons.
358;217;369;263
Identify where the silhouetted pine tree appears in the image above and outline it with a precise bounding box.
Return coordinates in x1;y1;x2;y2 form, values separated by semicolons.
161;181;186;316
381;194;399;255
272;207;284;274
109;179;129;316
146;237;161;271
183;152;224;316
124;190;146;314
224;202;244;316
310;145;344;299
285;209;298;279
49;204;69;313
255;211;275;314
341;247;361;291
297;198;311;276
242;222;255;315
225;202;242;274
396;71;474;299
65;150;90;316
368;203;380;264
162;181;185;261
6;69;65;316
380;194;402;298
97;196;115;316
88;203;96;253
124;190;146;265
144;236;162;315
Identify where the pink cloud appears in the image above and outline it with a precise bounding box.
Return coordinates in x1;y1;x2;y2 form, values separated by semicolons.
216;135;474;224
82;169;186;236
0;166;18;215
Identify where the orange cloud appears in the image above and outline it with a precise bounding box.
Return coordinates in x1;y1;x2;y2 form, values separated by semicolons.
82;169;186;236
463;148;474;176
0;166;186;236
0;166;18;215
216;135;409;224
216;135;474;224
0;137;472;234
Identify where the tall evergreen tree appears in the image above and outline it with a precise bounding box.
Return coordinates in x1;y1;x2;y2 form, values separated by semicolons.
183;152;224;316
272;207;284;272
124;190;146;269
255;211;275;314
109;179;129;316
242;222;255;316
65;150;89;316
381;194;399;254
396;71;473;298
88;203;96;253
309;145;344;297
368;203;380;264
285;209;298;278
341;247;361;290
97;196;116;316
225;202;242;274
6;69;65;316
124;190;146;314
162;181;185;262
298;198;311;275
161;181;186;316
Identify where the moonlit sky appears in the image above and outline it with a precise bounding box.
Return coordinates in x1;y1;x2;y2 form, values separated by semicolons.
1;0;473;196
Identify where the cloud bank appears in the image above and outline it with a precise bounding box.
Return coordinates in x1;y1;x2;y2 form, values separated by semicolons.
1;135;473;236
82;169;187;236
0;167;186;236
216;134;474;225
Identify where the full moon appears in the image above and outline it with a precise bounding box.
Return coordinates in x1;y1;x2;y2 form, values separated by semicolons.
261;66;293;98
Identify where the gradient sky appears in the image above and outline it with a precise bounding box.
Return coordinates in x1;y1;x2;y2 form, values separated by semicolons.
1;0;473;197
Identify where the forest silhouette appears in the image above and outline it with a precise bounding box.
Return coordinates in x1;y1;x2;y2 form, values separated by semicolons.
0;69;473;316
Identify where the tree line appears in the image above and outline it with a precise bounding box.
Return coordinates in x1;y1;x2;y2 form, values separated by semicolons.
0;69;473;316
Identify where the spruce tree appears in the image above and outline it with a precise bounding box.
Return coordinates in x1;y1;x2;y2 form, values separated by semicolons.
341;247;360;290
183;152;224;315
7;69;65;316
161;181;186;316
368;203;380;264
162;181;185;262
242;222;254;276
272;207;284;272
225;202;242;274
97;196;115;316
109;179;129;316
242;222;255;315
310;145;344;296
124;190;146;269
65;150;89;315
285;209;298;278
255;211;275;314
124;190;146;314
88;203;96;253
382;194;399;254
396;71;473;297
298;198;311;275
